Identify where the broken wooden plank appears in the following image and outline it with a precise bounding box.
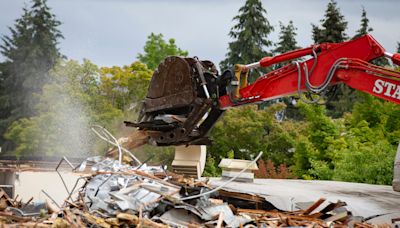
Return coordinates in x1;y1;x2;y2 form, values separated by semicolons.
216;212;224;228
303;198;326;215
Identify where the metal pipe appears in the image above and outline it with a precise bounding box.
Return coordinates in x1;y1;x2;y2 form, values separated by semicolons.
66;176;88;201
41;190;61;209
202;84;210;98
195;61;211;99
245;62;261;69
62;156;75;169
91;125;142;165
55;157;71;195
384;52;393;58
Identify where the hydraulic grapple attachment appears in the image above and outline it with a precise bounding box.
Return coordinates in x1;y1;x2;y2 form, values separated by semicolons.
125;56;230;146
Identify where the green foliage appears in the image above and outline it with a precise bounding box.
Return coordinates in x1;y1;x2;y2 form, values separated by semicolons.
332;99;398;185
293;135;315;177
309;159;334;180
312;0;348;44
4;118;41;157
262;117;300;165
326;85;360;118
1;0;398;186
99;62;153;111
332;122;395;185
298;102;339;152
4;60;123;157
0;62;7;120
0;0;63;149
137;33;188;70
220;0;274;81
351;94;383;128
203;155;220;177
292;102;340;179
207;104;298;171
291;95;399;184
209;105;273;161
3;58;176;162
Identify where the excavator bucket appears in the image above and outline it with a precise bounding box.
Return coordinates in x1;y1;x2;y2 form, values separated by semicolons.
125;56;230;146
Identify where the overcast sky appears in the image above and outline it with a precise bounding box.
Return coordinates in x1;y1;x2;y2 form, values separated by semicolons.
1;0;400;67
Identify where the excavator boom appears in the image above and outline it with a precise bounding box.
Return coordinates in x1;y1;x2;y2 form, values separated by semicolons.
127;34;400;146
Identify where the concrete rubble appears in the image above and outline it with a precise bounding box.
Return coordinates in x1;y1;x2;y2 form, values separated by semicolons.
0;155;396;227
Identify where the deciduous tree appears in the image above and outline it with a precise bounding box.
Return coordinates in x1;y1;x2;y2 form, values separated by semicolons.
137;33;188;70
207;103;298;172
5;60;123;157
99;62;152;111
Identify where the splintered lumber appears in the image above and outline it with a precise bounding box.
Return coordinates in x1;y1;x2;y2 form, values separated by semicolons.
116;213;138;223
319;201;347;214
64;209;85;227
105;130;151;159
82;212;111;228
1;155;394;227
218;189;264;203
237;208;329;227
140;218;168;228
303;198;326;215
0;211;32;223
0;189;15;208
216;212;224;228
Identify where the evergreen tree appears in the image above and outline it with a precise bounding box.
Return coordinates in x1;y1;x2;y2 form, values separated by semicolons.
352;7;388;67
273;20;300;69
312;0;348;44
312;0;352;118
272;21;301;120
397;42;400;53
0;0;63;150
273;21;299;55
0;62;7;119
220;0;274;78
353;7;373;39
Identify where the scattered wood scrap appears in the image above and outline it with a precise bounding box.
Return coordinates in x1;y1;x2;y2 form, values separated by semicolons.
0;156;395;227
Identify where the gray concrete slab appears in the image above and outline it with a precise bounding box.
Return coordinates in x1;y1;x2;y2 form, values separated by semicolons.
209;178;400;223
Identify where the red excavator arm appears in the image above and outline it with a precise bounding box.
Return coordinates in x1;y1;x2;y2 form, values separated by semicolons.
220;34;400;109
129;34;400;146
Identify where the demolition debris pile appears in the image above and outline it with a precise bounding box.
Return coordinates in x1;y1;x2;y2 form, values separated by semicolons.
0;156;393;227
